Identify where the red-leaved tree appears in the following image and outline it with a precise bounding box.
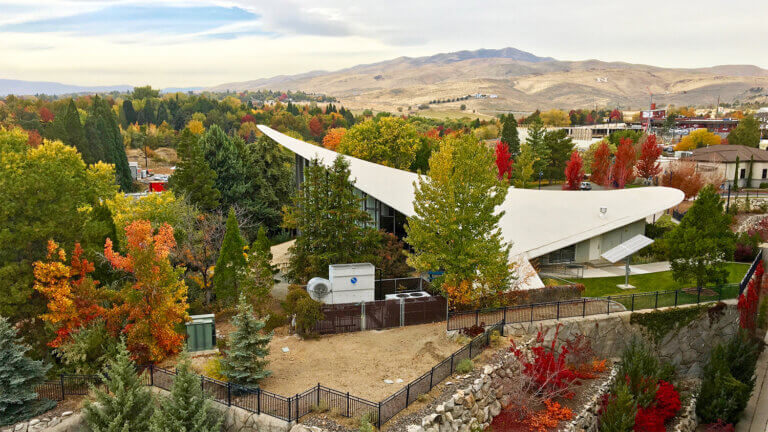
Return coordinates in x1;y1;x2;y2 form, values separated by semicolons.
610;138;637;188
590;142;612;186
495;140;513;181
636;135;662;179
563;151;584;190
39;107;54;123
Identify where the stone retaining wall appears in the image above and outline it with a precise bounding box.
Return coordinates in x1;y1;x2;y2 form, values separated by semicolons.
3;411;83;432
562;367;619;432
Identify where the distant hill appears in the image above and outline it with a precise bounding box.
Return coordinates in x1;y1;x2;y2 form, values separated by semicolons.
0;79;133;96
208;47;768;111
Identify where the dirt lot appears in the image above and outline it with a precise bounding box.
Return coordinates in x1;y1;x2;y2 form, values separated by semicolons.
126;147;177;175
255;322;462;400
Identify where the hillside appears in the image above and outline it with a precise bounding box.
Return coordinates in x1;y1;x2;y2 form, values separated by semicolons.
209;48;768;112
0;79;133;96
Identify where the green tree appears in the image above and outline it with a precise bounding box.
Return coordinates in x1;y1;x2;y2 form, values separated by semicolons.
337;117;421;169
149;351;223;432
728;115;761;148
213;208;247;305
283;156;380;283
168;128;221;211
199;125;249;213
599;381;636;432
543;129;574;181
667;185;735;288
85;96;133;191
500;114;520;156
240;135;294;235
48;99;100;163
405;134;511;302
0;317;56;426
132;85;160;100
83;341;154;432
511;144;536;188
221;295;272;386
525;118;549;178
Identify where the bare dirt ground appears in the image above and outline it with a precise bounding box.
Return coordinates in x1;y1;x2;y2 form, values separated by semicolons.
256;322;462;400
126;147;177;175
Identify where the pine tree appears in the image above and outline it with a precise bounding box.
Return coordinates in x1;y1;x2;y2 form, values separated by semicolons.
85;96;133;191
82;341;154;432
52;99;98;163
668;185;735;288
200;125;249;213
149;351;223;432
221;295;272;386
525;117;549;179
405;134;511;304
213;208;247;305
283;156;380;283
0;317;56;426
543;129;574;181
500;114;520;156
168;128;221;211
599;381;636;432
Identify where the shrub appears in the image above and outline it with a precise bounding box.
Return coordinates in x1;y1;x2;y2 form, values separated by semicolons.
697;342;752;424
617;336;674;406
705;420;736;432
511;324;578;400
524;400;573;432
460;323;485;338
630;304;710;344
295;296;324;336
358;413;376;432
758;298;768;329
455;358;474;373
264;313;288;333
311;401;330;413
489;329;502;347
761;182;768;189
599;381;636;432
203;356;227;381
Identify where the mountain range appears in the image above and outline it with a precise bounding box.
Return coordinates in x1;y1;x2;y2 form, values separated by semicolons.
0;80;203;97
209;47;768;112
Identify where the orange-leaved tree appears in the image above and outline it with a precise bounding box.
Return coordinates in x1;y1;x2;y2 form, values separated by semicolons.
610;138;637;189
33;241;106;348
105;220;188;363
636;134;662;179
590;141;612;186
322;127;346;151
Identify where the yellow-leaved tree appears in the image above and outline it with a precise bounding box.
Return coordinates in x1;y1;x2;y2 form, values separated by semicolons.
675;129;721;151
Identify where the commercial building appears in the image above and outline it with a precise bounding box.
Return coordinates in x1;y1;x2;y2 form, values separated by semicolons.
684;145;768;188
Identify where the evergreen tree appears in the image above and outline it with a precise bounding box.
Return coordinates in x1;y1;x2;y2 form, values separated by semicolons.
405;134;511;304
525;117;549;179
51;99;98;163
599;381;636;432
543;129;574;181
199;125;249;213
82;341;154;432
213;208;247;304
155;102;170;125
283;156;380;283
668;185;735;288
500;114;520;156
0;317;56;426
122;100;137;127
85;96;133;191
169;129;221;211
221;295;272;386
149;351;223;432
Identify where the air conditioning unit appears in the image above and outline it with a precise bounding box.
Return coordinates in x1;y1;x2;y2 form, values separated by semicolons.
307;277;332;302
306;263;376;304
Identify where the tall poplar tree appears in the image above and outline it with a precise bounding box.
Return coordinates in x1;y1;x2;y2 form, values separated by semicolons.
405;134;512;302
213;208;247;304
500;114;520;156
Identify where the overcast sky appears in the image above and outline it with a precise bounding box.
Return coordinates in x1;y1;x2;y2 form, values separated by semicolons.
1;0;767;88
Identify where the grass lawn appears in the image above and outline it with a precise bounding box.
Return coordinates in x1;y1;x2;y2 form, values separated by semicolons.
580;262;750;297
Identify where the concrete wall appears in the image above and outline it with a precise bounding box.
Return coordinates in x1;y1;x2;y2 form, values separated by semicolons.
571;219;646;263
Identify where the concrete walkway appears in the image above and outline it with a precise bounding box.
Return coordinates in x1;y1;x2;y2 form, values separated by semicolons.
737;331;768;432
581;261;671;278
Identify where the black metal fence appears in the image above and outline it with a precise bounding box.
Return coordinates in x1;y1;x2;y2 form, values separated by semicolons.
740;250;763;296
35;322;503;428
447;284;741;332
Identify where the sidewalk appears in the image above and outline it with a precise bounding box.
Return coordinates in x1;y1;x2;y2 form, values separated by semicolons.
581;261;671;278
737;331;768;432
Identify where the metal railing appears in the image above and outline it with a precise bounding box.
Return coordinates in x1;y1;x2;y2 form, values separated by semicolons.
740;250;763;296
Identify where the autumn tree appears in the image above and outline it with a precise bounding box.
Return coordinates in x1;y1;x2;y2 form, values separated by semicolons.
406;134;512;307
105;221;188;363
563;151;584;190
636;134;662;180
283;156;380;282
33;241;105;348
728;115;761;148
610;138;637;188
500;114;520;156
495;140;513;181
337;117;421;169
540;109;571;127
376;231;412;278
675;128;721;150
308;115;324;138
590;141;612;186
660;161;723;200
322;127;347;151
512;144;536;188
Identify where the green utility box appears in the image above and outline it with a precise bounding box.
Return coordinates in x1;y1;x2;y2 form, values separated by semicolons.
186;314;216;352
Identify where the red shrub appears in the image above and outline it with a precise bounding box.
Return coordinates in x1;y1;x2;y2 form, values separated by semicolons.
705;420;735;432
634;406;665;432
461;323;486;337
653;380;681;420
511;325;579;399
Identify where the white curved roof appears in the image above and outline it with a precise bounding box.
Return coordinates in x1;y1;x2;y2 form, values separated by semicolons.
258;125;684;259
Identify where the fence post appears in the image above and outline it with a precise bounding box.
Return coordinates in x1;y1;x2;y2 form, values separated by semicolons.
607;296;611;315
429;366;435;388
530;304;534;323
150;364;154;387
227;382;231;406
295;394;299;421
378;403;382;429
717;286;722;301
317;383;321;406
257;387;261;414
346;392;350;417
475;310;479;327
556;302;560;320
406;383;411;406
697;288;701;304
469;340;473;358
631;294;635;311
60;374;65;400
675;290;679;307
655;291;659;309
582;298;586;317
450;353;455;373
288;395;291;422
503;308;507;327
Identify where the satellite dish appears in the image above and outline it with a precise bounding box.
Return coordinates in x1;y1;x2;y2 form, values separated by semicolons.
307;277;332;303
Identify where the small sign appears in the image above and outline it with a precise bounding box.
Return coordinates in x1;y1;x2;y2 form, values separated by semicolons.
350;277;358;284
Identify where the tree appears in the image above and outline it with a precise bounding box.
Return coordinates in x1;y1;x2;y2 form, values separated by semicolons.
0;317;56;426
500;114;520;156
241;237;275;313
659;161;718;200
511;144;536;188
675;128;721;150
168;128;221;211
104;221;188;363
213;208;247;305
728;115;761;148
308;115;324;138
199;125;249;212
543;129;574;181
590;141;612;186
636;134;662;180
563;151;584;190
283;156;380;283
221;295;272;386
85;96;134;191
667;185;735;288
405;134;511;306
149;351;223;432
376;231;412;278
610;138;636;188
48;99;101;163
494;140;513;181
337;117;421;169
33;241;105;348
322;127;346;151
540;109;571;127
525;118;549;178
83;341;154;432
39;107;54;123
121;100;137;126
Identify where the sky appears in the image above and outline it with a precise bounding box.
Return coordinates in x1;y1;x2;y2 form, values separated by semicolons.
1;0;767;88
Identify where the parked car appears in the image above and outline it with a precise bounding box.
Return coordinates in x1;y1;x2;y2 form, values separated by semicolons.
580;181;592;190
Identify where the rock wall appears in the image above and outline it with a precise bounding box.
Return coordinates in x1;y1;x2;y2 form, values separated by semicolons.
503;301;739;377
671;393;698;432
562;367;618;432
3;411;83;432
218;404;292;432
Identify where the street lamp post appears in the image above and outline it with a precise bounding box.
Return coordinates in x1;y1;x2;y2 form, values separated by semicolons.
538;171;543;190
